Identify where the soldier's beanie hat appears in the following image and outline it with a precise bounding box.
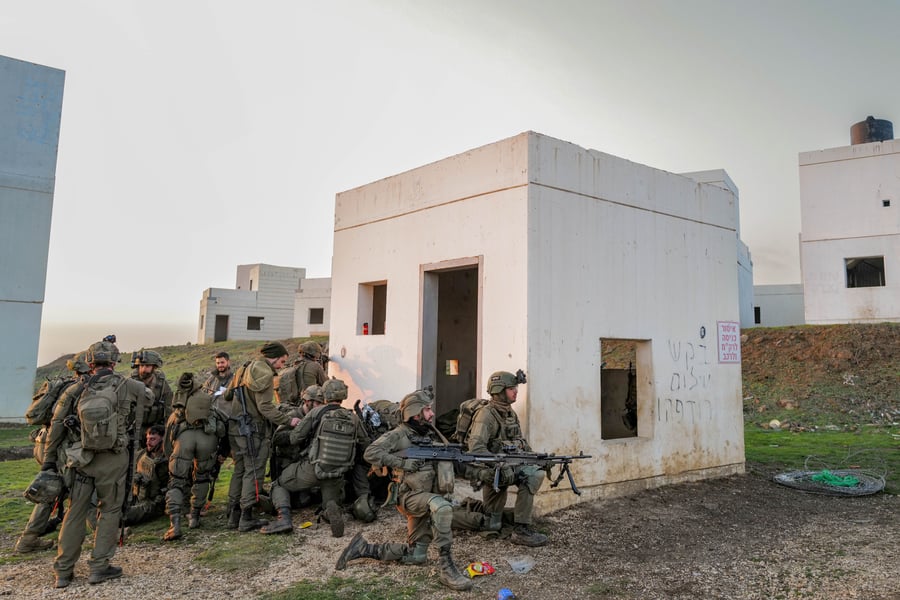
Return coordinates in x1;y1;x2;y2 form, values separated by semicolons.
260;341;289;358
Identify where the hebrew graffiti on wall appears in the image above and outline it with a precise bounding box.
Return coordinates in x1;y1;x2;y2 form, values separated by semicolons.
658;338;713;424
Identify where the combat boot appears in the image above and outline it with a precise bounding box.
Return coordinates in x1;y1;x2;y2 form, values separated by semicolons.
226;503;240;530
14;534;53;553
260;506;293;534
335;532;383;570
511;523;549;547
88;564;122;585
399;542;429;565
437;545;473;591
324;500;344;538
238;507;268;532
188;507;202;529
55;572;72;588
163;514;182;541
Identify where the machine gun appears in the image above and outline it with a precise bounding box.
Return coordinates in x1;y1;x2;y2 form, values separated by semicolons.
397;441;592;495
234;386;261;502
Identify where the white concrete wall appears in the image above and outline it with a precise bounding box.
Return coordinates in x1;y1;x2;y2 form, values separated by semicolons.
293;277;332;337
752;284;805;327
329;132;745;512
0;56;64;420
525;135;744;511
799;140;900;323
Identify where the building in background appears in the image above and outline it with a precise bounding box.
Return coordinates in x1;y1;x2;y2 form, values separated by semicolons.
752;284;805;327
328;131;748;513
197;263;330;343
0;56;65;421
799;116;899;324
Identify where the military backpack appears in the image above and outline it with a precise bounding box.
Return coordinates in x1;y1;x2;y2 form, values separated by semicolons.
452;398;490;445
276;362;308;405
26;376;75;426
77;374;125;451
308;405;357;479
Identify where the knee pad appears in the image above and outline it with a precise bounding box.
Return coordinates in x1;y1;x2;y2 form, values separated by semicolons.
171;456;194;480
429;498;453;533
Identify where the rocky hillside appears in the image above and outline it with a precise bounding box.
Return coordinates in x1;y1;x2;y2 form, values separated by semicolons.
742;323;900;428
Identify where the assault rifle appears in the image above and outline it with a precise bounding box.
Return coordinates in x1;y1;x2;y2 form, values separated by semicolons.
397;441;592;495
234;386;261;502
119;424;138;545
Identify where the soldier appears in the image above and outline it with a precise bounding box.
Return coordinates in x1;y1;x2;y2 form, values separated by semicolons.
202;351;233;508
226;341;300;532
262;378;371;537
131;350;173;445
14;353;90;554
270;384;321;480
335;390;472;592
123;425;169;526
464;370;548;547
41;339;147;588
163;372;223;540
297;383;324;418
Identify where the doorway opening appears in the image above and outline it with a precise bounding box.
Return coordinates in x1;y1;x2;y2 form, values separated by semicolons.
600;337;651;440
420;257;481;419
214;315;229;342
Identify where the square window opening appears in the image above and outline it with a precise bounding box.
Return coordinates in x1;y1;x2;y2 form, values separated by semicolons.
357;281;387;335
600;338;651;440
845;256;886;288
247;316;264;331
883;199;891;207
308;307;324;325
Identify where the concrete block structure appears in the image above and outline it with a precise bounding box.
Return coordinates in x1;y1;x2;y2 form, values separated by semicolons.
751;284;805;327
198;264;330;343
799;117;900;324
328;131;747;513
0;56;64;420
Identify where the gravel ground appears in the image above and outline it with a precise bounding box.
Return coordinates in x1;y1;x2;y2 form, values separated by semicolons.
2;464;899;600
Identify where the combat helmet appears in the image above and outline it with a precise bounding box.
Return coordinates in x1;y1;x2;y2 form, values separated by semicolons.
24;470;64;505
399;388;434;422
486;370;525;395
322;378;348;402
300;341;323;360
85;340;120;365
132;349;163;368
66;351;90;375
301;384;324;404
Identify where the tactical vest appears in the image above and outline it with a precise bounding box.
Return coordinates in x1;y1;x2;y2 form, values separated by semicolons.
142;373;168;428
133;450;168;502
308;405;357;479
477;403;528;454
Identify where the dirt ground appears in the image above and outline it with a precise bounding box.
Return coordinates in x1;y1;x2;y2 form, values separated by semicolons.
2;463;898;600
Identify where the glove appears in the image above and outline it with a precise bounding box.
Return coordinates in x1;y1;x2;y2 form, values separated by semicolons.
400;459;423;472
477;467;496;484
498;466;516;487
40;461;57;473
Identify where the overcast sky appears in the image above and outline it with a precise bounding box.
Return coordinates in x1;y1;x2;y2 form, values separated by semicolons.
4;0;900;364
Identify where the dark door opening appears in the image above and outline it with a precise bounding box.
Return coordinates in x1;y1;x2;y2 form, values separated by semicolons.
421;261;480;419
214;315;229;342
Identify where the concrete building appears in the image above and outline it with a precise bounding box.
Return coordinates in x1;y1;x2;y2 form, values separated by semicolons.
328;131;747;513
197;263;330;343
0;56;64;420
799;116;900;324
751;284;805;327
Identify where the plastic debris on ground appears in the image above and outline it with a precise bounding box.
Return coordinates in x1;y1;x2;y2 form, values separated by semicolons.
465;561;495;578
506;555;535;574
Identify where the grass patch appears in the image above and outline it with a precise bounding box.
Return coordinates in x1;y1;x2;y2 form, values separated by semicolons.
0;459;41;535
261;576;423;600
0;425;35;449
744;425;900;493
194;531;292;571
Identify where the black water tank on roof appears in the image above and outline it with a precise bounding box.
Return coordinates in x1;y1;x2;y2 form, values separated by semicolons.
851;116;893;144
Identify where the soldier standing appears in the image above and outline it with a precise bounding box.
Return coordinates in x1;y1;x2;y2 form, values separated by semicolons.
202;351;233;511
41;339;147;588
123;425;169;525
335;390;472;592
262;378;371;536
131;350;173;444
465;370;548;547
163;372;223;540
226;342;300;532
14;353;90;554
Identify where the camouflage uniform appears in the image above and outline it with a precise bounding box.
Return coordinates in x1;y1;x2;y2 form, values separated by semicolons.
465;371;548;546
133;368;173;445
162;373;224;539
335;390;472;591
15;358;88;554
124;438;168;525
263;380;370;537
226;349;293;531
43;340;148;588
